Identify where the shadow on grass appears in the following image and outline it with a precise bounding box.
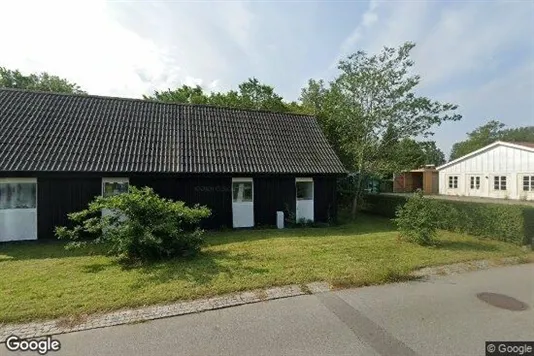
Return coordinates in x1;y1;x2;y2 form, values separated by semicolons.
207;214;396;246
435;240;499;252
125;250;268;290
0;240;108;262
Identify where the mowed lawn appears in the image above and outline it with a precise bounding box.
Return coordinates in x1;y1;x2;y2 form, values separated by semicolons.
0;215;532;323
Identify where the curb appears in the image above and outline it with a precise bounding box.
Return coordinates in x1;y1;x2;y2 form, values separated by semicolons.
0;257;528;341
0;282;331;342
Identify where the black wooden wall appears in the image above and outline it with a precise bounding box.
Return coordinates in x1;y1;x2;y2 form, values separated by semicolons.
37;177;101;239
253;176;295;226
313;176;338;223
130;175;233;229
0;173;339;239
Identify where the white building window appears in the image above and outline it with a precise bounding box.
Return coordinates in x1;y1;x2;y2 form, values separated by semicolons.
0;181;37;210
448;176;458;189
523;175;534;192
493;176;507;191
102;178;129;197
469;176;480;189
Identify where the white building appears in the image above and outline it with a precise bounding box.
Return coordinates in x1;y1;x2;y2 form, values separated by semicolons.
437;141;534;200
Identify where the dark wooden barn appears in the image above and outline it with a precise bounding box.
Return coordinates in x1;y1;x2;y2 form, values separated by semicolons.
0;88;346;241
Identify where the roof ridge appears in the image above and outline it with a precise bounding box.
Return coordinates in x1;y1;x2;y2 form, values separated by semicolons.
0;87;316;118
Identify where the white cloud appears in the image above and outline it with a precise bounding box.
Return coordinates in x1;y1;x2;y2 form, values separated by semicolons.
332;0;534;154
0;0;227;98
335;0;380;66
413;2;533;88
334;1;533;89
434;62;534;154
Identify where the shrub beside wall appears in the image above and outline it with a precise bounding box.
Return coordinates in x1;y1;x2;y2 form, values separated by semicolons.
362;194;534;246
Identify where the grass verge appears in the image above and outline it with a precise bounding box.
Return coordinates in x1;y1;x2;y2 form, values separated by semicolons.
0;215;532;323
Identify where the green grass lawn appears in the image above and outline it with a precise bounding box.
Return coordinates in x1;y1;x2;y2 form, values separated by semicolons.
0;215;532;324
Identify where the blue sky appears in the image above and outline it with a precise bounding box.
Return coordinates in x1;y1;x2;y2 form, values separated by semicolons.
1;0;533;156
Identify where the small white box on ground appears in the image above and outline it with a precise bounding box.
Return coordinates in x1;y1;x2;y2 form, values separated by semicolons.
276;211;284;229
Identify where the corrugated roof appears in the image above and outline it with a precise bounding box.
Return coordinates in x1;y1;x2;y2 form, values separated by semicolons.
0;88;346;174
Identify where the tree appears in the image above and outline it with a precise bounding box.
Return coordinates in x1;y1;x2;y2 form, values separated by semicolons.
146;77;300;113
450;120;534;160
0;67;85;94
375;139;445;175
236;78;287;112
301;42;461;217
144;85;209;104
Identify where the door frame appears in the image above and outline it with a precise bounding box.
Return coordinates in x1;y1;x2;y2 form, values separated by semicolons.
295;177;314;222
231;177;254;228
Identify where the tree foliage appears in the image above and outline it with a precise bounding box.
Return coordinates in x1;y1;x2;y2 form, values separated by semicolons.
0;67;85;94
145;77;308;114
55;186;211;262
300;42;461;216
450;120;534;160
388;139;445;172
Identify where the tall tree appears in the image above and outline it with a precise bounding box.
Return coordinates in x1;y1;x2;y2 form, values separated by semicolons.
301;42;461;217
146;77;299;113
236;78;287;112
450;120;534;160
391;139;445;171
0;67;85;94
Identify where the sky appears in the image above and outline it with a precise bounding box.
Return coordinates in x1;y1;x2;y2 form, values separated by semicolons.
1;0;533;157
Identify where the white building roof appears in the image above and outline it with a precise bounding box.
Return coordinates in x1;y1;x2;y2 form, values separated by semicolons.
437;141;534;171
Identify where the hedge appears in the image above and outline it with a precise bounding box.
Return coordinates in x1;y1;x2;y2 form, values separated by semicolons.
362;194;534;246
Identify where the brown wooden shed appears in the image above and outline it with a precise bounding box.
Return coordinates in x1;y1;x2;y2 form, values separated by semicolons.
393;165;439;194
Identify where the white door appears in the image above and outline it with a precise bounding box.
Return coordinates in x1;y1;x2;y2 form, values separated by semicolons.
296;178;314;222
232;178;254;228
0;178;38;242
102;178;129;221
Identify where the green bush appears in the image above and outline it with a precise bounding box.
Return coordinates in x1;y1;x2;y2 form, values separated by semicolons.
394;191;439;245
55;186;211;262
362;194;534;245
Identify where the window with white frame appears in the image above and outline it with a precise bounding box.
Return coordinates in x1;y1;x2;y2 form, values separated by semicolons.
0;181;37;210
493;176;507;191
470;176;481;189
102;178;129;197
296;180;313;200
448;176;458;189
522;175;534;192
232;181;253;202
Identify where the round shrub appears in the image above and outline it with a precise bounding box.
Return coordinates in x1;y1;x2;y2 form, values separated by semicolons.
55;186;211;262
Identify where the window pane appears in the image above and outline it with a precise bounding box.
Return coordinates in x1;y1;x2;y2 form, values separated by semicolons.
242;183;252;202
296;182;313;200
103;181;129;197
500;176;507;190
470;177;474;189
0;182;36;209
524;176;530;191
531;176;534;191
448;176;453;188
494;176;499;190
233;182;252;202
475;177;480;189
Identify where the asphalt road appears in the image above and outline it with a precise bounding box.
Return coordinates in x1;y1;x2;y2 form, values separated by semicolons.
3;264;533;356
